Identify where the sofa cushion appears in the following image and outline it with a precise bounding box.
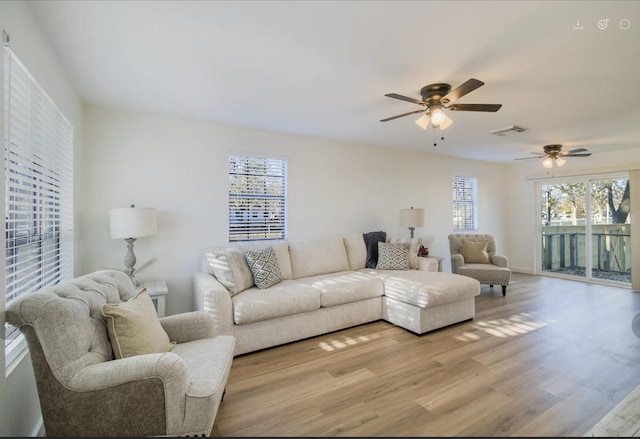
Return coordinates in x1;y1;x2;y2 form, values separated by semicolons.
205;247;254;295
388;237;422;269
245;246;283;289
101;289;175;359
169;334;235;398
296;270;384;308
343;233;367;270
360;269;480;308
288;236;350;279
462;239;490;264
376;242;410;270
232;280;321;324
458;264;511;285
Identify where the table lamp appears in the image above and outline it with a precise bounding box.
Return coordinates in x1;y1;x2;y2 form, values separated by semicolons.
109;204;157;286
400;206;424;238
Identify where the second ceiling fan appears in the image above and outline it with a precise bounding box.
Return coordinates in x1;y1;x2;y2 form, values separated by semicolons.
515;144;592;168
380;78;502;130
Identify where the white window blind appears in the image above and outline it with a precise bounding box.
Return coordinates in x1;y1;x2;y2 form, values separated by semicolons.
453;175;477;231
3;43;74;362
228;153;286;242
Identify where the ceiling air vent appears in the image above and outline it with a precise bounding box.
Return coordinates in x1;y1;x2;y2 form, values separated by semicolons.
490;125;526;136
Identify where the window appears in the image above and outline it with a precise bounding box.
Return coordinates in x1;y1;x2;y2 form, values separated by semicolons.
228;153;286;241
453;175;477;231
3;40;74;366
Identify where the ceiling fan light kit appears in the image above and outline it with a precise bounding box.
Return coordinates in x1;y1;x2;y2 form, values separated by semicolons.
414;106;454;131
381;78;502;133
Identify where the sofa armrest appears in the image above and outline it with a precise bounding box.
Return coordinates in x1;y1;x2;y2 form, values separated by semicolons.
160;311;217;342
193;272;234;336
490;254;509;268
450;254;464;274
417;257;439;272
67;352;188;393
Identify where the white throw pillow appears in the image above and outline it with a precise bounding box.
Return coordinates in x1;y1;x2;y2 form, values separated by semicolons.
206;247;254;295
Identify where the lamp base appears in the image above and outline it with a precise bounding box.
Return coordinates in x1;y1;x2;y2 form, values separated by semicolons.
408;227;415;238
123;237;138;286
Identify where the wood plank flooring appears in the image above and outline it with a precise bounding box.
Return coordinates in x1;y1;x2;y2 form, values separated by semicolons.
212;273;640;437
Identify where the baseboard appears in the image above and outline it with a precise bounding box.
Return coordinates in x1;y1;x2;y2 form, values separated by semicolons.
510;267;534;275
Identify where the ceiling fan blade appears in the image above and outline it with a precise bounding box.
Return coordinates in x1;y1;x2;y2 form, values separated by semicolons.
565;153;592;157
384;93;426;105
442;78;484;103
514;156;543;161
447;103;502;112
566;148;588;153
380;109;425;122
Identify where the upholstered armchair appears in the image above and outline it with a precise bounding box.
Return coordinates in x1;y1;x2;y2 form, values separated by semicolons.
5;269;235;437
448;233;511;296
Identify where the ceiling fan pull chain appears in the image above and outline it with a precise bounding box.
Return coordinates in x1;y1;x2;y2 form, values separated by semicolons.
433;129;445;147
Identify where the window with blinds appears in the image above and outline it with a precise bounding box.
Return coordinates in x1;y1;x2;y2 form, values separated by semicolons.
228;153;286;242
3;42;74;364
453;175;477;231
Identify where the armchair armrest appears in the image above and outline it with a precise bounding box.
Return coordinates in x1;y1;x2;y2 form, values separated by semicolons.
160;311;217;343
490;254;509;268
67;352;188;392
193;272;234;336
450;254;464;274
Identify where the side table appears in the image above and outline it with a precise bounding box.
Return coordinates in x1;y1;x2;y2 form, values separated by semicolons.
141;280;168;317
419;255;444;272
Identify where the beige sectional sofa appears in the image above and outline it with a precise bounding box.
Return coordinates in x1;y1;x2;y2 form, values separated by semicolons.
193;234;481;356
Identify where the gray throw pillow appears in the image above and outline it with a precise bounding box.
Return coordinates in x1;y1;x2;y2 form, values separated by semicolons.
245;246;283;289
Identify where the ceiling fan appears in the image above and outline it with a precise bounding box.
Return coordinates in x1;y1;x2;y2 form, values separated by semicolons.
380;78;502;131
515;144;592;168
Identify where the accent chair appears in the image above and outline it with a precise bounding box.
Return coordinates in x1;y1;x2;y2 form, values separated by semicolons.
5;269;235;437
448;233;511;296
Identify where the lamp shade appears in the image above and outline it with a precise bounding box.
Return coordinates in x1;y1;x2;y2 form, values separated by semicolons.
109;206;157;239
400;207;424;228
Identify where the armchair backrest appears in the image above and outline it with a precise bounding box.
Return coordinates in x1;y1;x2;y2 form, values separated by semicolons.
448;233;498;258
5;270;135;385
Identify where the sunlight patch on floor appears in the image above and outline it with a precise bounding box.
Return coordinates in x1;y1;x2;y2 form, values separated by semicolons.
455;312;555;341
318;334;380;352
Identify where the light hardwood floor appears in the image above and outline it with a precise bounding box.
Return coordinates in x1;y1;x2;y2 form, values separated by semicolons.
213;273;640;437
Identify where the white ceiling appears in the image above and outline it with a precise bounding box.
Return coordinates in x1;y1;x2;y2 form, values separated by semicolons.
27;0;640;163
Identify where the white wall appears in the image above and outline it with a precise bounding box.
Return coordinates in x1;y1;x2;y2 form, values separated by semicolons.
0;1;83;436
79;105;510;315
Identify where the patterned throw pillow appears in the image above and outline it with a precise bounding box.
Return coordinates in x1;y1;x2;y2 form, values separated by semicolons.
376;242;410;270
245;246;283;289
388;237;422;269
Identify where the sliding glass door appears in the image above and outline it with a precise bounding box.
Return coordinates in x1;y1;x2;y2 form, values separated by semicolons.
540;175;631;286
